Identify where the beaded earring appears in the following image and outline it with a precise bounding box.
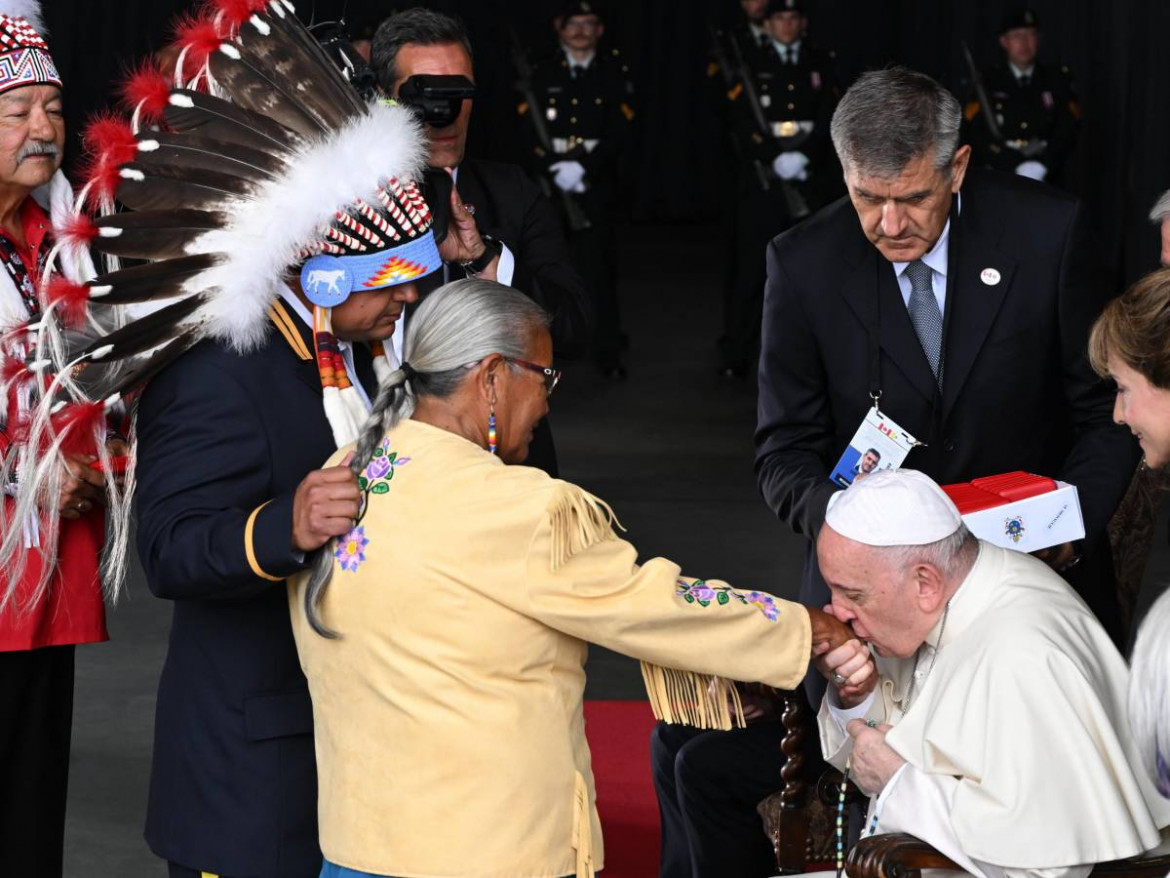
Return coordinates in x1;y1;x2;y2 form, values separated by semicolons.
488;404;498;454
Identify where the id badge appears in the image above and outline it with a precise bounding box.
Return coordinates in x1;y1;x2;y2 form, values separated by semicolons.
828;408;920;488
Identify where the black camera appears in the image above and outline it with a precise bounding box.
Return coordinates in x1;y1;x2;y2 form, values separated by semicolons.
310;21;381;102
396;75;476;128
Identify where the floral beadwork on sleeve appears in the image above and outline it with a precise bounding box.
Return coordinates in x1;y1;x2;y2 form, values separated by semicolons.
334;438;411;573
675;579;781;622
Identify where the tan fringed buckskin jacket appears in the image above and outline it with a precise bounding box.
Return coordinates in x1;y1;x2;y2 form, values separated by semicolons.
289;418;812;878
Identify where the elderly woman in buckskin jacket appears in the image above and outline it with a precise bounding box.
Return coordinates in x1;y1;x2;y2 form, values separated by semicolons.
289;279;851;878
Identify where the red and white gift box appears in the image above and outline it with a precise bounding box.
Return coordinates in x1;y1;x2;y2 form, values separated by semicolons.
941;471;1084;553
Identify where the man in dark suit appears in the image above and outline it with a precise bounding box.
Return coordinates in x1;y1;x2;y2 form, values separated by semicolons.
371;8;592;475
136;278;418;877
756;67;1135;645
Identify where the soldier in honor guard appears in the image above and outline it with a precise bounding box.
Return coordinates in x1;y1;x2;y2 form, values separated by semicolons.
519;1;635;380
966;7;1081;186
716;0;840;379
732;0;775;57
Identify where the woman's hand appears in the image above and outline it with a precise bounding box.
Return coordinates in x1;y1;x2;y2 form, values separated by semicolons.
807;605;853;654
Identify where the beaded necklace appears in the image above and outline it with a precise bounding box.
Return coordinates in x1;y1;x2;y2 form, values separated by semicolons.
0;228;49;318
834;601;952;877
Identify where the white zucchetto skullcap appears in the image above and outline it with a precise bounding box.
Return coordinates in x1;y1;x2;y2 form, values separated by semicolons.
825;469;962;546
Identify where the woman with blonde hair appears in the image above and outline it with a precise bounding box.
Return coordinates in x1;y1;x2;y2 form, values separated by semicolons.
289;278;851;878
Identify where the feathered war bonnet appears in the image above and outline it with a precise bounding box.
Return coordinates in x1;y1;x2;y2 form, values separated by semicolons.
0;0;440;603
0;0;59;95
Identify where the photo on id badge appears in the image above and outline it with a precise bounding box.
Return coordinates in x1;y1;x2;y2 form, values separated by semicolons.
829;408;919;488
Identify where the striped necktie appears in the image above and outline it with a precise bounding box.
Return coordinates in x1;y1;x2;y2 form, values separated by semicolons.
905;259;944;387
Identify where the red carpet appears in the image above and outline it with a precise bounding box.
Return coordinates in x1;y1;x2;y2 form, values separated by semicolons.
584;700;661;877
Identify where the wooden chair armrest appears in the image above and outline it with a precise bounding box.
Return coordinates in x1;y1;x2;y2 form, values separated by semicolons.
846;833;961;878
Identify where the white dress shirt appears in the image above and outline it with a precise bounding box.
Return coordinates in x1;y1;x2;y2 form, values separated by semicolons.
772;38;801;65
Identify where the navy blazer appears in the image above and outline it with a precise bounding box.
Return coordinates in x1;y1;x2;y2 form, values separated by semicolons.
755;171;1137;640
136;302;370;877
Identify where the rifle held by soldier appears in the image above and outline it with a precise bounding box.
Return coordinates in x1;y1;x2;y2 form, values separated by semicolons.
509;28;592;232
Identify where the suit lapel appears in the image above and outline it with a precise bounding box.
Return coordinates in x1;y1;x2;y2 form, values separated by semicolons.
940;192;1016;417
836;236;938;405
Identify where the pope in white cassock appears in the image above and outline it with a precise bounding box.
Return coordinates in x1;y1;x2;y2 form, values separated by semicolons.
809;470;1170;877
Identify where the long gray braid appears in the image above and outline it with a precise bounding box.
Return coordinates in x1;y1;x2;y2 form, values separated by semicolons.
302;278;549;637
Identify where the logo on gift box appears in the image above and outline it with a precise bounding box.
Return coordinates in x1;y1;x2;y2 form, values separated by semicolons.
1004;516;1026;543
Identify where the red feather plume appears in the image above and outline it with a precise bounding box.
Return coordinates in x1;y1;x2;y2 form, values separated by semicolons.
43;276;92;329
79;113;139;208
121;62;172;125
208;0;268;31
50;401;109;459
1;355;31;386
82;114;138;167
174;13;225;83
58;214;99;249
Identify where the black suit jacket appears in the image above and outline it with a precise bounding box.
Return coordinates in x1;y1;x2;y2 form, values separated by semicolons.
135;304;369;877
428;158;592;476
755;171;1136;635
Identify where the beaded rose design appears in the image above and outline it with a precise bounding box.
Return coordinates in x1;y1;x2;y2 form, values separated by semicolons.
675;579;781;622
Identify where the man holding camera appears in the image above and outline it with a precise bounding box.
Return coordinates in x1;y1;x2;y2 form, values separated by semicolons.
372;8;591;475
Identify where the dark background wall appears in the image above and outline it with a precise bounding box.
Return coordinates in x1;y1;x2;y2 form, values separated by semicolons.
45;0;1170;284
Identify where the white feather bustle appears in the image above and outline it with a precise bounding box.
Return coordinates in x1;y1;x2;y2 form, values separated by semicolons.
0;0;46;33
184;100;429;352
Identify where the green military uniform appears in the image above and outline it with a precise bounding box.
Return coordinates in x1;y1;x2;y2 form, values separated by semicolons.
519;8;635;377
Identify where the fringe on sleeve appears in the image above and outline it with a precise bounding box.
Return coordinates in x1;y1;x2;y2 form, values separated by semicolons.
547;483;623;571
545;483;746;731
640;664;747;730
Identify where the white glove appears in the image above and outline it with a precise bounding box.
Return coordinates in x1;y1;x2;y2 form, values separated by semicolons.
772;151;810;182
550;160;587;193
1015;160;1048;182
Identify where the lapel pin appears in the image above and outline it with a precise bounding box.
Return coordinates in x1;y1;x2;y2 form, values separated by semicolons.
980;267;1001;286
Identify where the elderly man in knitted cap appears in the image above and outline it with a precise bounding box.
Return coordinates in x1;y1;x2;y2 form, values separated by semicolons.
812;470;1170;876
0;4;111;877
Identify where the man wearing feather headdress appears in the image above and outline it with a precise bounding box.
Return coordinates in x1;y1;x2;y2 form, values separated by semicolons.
0;1;447;875
0;4;114;876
